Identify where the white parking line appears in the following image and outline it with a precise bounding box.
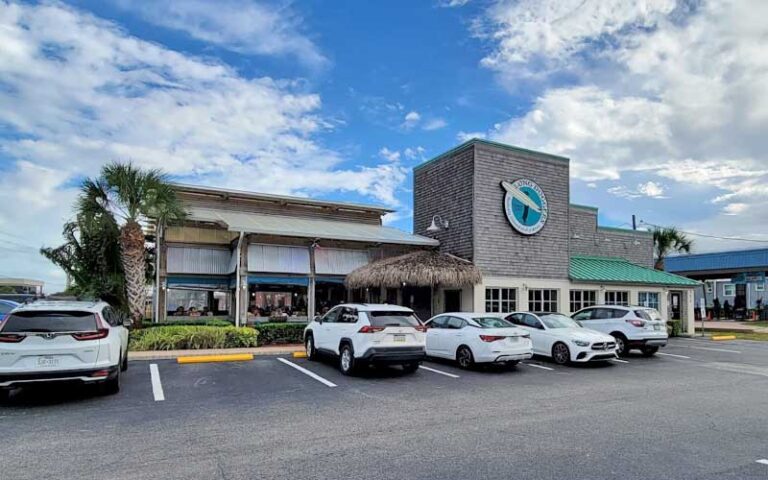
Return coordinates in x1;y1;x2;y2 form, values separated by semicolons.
674;345;741;354
277;358;337;387
419;365;460;378
610;358;629;364
657;352;691;359
756;459;768;465
522;362;554;371
149;364;165;402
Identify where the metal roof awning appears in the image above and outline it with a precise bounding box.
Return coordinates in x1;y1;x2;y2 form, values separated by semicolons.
570;256;700;287
187;207;439;247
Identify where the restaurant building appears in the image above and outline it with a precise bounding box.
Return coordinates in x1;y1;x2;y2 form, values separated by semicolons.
155;139;699;333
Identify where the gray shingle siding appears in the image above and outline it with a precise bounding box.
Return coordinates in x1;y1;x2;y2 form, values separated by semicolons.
413;145;474;260
472;143;570;279
569;207;654;267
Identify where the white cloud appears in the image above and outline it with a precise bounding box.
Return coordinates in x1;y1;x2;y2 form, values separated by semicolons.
378;147;401;162
607;181;666;200
0;1;408;290
114;0;327;68
457;131;487;142
637;181;665;198
404;146;426;160
722;203;748;216
438;0;471;8
422;117;447;131
402;110;421;129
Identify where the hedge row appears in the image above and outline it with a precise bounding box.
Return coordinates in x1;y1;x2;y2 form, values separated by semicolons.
130;325;258;351
142;318;233;328
255;322;305;345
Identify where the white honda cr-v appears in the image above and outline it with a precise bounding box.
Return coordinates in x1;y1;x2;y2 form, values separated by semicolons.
0;300;130;397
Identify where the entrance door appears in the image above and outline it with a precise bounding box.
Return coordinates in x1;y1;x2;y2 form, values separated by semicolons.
402;286;432;322
444;290;461;313
670;292;681;320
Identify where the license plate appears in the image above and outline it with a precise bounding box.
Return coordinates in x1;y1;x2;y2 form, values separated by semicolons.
508;337;518;343
393;334;406;343
653;325;661;331
37;356;59;368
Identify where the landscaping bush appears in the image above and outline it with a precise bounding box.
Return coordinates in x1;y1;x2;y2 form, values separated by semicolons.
667;320;682;337
141;317;233;328
255;322;305;345
130;325;258;351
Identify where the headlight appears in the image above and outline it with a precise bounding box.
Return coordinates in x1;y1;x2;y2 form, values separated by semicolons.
573;340;590;347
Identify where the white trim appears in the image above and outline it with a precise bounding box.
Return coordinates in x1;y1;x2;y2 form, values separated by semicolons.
277;358;338;387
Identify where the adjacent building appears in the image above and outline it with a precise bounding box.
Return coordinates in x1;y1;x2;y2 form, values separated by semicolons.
155;139;699;333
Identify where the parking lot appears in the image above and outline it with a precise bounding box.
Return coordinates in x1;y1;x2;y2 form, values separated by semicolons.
2;338;768;480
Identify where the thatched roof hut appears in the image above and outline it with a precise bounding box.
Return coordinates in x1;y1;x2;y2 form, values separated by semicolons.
345;250;482;289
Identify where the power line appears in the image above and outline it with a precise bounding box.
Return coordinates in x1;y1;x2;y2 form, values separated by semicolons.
640;221;768;244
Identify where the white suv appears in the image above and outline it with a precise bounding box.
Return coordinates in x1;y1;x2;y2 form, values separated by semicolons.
0;300;130;397
571;305;668;357
304;304;426;375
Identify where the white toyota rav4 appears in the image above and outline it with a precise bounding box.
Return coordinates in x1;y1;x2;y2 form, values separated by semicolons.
0;300;130;397
304;304;426;375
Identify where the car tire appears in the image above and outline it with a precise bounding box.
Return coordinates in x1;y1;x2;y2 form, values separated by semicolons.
305;334;317;361
456;346;474;369
641;346;659;357
612;333;630;357
100;364;121;396
402;362;420;374
339;344;356;375
552;342;571;365
121;353;128;372
0;388;9;403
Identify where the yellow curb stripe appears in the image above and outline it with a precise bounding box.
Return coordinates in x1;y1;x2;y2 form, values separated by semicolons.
711;335;737;341
292;351;308;359
177;354;254;364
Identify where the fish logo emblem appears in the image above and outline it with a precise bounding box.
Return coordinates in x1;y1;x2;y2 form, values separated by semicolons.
501;179;548;235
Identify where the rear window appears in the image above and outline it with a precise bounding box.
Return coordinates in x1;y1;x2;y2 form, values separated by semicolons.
473;317;513;328
634;310;653;321
2;311;97;333
368;311;422;327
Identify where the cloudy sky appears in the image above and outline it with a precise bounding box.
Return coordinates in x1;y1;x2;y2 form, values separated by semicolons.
1;0;767;292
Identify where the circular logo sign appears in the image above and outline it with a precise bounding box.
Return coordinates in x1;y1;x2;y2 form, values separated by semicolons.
501;179;548;235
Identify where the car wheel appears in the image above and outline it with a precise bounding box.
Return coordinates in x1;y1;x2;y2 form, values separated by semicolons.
121;353;128;372
402;362;420;374
552;342;570;365
613;334;630;357
0;388;9;403
641;346;659;357
305;334;317;361
456;346;474;369
100;364;121;396
339;345;356;375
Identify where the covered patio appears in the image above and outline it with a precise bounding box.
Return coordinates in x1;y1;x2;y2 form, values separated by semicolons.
345;250;482;320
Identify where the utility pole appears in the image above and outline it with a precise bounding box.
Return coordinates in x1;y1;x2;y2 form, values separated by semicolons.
632;214;637;230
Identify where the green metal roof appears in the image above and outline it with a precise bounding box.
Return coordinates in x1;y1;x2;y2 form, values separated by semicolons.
570;256;700;287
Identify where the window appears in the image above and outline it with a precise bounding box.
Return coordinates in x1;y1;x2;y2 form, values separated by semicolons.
485;288;517;313
446;316;466;329
572;309;594;321
3;311;97;333
322;307;340;323
337;307;359;324
605;291;629;306
705;282;713;294
756;283;765;292
473;317;513;328
723;284;736;296
368;311;421;327
638;292;660;310
522;314;543;329
0;303;15;315
569;290;597;313
528;289;558;313
428;316;448;329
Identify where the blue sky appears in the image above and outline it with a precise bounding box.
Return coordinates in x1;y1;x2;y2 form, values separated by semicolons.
1;0;768;291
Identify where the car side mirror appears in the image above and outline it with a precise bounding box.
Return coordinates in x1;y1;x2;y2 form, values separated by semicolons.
315;315;322;324
122;319;133;329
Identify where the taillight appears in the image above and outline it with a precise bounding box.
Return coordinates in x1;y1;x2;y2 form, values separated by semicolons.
72;329;109;341
479;335;505;342
414;325;427;333
626;319;645;328
0;333;25;343
358;325;385;333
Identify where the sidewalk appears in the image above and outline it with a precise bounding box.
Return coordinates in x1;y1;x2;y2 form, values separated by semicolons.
695;321;768;333
128;344;303;361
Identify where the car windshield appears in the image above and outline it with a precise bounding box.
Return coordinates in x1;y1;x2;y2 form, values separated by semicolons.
472;317;513;328
368;311;422;327
540;314;580;329
1;311;97;333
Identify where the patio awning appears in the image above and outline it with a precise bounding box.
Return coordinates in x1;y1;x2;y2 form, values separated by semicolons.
570;256;700;287
345;250;482;289
187;207;438;247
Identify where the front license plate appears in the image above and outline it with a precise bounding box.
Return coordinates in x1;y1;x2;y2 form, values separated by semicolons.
508;337;518;343
653;325;661;331
393;334;406;343
37;356;59;368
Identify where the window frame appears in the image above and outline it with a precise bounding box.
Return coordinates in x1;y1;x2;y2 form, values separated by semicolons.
605;290;629;306
484;287;517;313
569;290;597;313
528;289;559;313
638;291;660;310
723;283;736;296
756;283;765;292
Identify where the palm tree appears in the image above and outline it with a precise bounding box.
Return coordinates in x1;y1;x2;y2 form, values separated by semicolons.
652;227;693;270
79;163;185;327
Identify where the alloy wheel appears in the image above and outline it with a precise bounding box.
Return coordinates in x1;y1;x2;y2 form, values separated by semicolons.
305;337;313;358
553;343;569;364
341;349;352;372
457;347;472;368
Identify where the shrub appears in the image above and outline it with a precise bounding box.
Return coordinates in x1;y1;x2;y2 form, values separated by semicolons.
130;325;258;351
666;320;682;337
142;317;233;328
255;322;305;345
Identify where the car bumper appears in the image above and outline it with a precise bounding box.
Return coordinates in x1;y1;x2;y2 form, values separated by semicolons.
474;351;533;363
358;347;426;364
0;366;118;388
627;338;668;348
574;350;618;362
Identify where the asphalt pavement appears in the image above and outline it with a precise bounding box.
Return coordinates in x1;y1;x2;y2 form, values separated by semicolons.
2;338;768;480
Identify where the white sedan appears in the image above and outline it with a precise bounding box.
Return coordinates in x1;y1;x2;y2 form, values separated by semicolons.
424;312;533;368
505;312;617;365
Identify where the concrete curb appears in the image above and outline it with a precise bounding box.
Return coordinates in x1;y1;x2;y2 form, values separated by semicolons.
128;344;303;361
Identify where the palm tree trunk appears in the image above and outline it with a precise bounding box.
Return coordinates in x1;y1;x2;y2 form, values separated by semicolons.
120;220;146;328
